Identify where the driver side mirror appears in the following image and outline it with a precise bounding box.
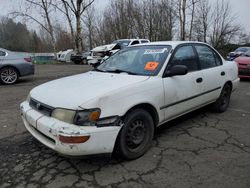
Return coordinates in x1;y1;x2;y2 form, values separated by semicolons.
164;65;188;77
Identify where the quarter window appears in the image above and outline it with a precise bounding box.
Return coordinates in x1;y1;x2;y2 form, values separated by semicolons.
169;45;198;72
195;45;219;69
0;51;6;56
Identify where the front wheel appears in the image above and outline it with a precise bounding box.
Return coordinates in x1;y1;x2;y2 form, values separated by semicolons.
0;67;19;85
212;84;232;113
115;109;154;160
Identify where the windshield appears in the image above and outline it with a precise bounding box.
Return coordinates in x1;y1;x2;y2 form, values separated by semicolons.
96;45;171;76
112;40;131;48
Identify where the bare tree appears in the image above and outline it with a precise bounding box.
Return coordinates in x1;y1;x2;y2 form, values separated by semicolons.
209;0;241;48
193;0;210;42
11;0;56;53
61;0;95;53
177;0;187;40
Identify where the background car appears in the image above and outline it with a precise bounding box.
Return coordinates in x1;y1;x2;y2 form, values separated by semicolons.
0;48;34;85
227;47;250;61
70;51;91;64
87;39;150;67
234;50;250;78
58;49;74;63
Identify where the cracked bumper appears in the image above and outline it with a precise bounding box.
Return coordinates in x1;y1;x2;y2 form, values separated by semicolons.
20;101;121;156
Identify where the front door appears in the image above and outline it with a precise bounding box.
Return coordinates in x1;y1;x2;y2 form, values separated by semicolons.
161;45;204;120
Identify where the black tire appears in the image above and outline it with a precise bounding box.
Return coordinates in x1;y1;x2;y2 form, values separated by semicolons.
0;67;19;85
212;84;232;113
115;109;154;160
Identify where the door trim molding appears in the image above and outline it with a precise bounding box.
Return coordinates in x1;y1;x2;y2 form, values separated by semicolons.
160;86;221;110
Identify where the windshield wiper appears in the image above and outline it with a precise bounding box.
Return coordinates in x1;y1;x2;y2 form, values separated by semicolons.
105;69;137;75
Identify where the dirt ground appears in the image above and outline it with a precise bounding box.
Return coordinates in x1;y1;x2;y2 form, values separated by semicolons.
0;64;250;188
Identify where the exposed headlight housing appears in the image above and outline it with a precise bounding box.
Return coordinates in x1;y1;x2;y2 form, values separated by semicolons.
51;108;101;126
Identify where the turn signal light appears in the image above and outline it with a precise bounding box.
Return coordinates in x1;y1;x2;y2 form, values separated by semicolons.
59;135;90;144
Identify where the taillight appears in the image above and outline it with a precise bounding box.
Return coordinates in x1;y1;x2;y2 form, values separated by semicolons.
24;57;32;62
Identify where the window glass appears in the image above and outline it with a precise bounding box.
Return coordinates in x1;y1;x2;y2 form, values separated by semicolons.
195;45;217;69
141;40;149;43
169;46;198;72
131;40;140;45
0;51;6;56
97;45;171;76
213;51;222;65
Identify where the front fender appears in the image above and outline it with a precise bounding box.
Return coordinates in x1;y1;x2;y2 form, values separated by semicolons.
80;77;165;123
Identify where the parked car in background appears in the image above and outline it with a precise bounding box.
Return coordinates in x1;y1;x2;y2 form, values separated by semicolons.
0;48;34;85
234;50;250;78
56;51;63;61
58;49;74;63
32;53;55;64
21;41;239;160
227;47;250;61
70;51;91;64
88;39;150;67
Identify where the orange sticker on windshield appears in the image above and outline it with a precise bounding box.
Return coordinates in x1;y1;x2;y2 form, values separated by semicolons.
144;62;159;71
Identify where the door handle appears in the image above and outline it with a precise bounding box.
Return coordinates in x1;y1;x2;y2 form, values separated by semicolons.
221;71;225;76
196;78;203;83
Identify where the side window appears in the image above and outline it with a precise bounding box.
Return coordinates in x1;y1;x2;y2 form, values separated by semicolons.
195;45;218;69
141;40;149;44
169;45;198;72
0;51;6;56
131;40;139;45
213;52;222;66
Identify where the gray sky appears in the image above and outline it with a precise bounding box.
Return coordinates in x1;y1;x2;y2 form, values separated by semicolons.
1;0;250;33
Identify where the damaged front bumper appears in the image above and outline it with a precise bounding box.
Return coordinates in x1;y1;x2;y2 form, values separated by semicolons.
20;101;121;156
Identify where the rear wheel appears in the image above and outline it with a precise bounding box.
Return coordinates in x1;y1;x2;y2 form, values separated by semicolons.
212;84;232;113
115;109;154;160
0;67;19;85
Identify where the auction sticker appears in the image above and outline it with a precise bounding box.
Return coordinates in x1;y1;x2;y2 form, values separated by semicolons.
144;62;159;71
144;48;167;54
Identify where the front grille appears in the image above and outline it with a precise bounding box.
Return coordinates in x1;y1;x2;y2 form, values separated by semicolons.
29;98;54;116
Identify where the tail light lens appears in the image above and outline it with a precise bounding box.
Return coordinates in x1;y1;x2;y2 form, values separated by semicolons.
24;57;32;62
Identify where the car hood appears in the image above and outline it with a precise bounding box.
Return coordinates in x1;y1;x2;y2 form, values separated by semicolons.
235;56;250;64
92;43;117;52
30;71;149;109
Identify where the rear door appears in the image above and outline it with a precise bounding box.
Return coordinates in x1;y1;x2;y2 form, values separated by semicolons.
162;44;204;120
194;44;224;103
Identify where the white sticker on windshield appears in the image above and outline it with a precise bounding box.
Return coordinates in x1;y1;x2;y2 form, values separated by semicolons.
144;48;168;54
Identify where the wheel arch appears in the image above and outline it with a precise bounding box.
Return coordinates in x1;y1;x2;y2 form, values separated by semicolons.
224;80;232;91
122;103;159;128
0;65;21;76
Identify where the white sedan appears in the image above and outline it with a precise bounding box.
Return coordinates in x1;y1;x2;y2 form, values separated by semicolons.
20;41;239;160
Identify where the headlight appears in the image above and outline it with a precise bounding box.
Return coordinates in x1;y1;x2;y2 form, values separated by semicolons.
51;109;76;124
74;109;101;126
51;108;101;126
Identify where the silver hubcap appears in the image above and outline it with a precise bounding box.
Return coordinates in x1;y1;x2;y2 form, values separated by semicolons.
1;69;17;84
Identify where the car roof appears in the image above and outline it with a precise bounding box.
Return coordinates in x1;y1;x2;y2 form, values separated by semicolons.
115;39;149;41
130;41;209;48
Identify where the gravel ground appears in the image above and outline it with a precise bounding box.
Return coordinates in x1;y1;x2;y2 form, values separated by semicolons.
0;64;250;188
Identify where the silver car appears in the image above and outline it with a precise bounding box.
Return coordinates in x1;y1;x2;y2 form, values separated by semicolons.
0;48;34;84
